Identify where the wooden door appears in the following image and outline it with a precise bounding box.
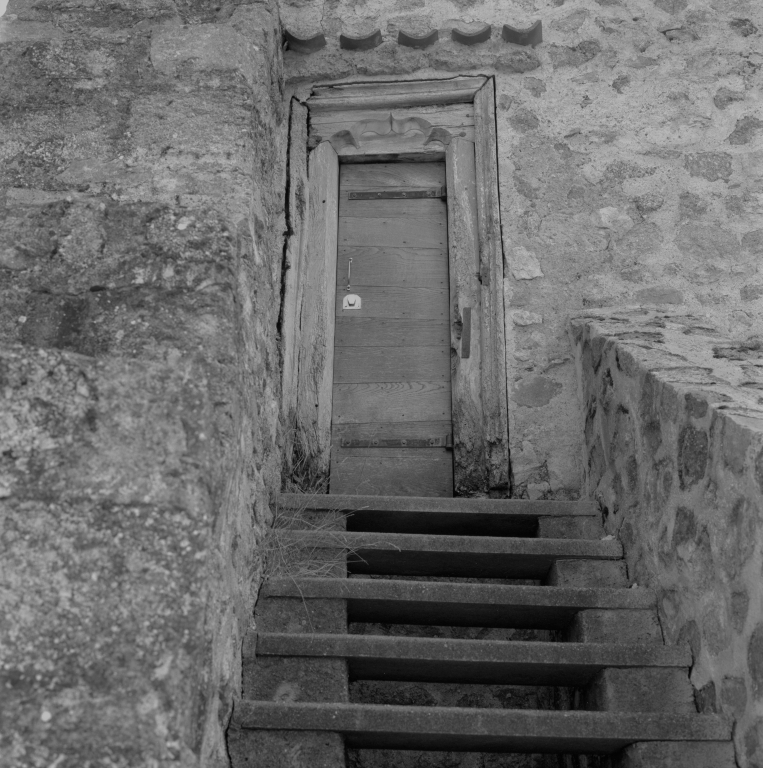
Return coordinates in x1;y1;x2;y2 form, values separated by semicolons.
329;162;454;497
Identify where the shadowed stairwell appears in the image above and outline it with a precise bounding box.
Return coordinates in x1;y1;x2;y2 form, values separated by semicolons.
227;493;734;768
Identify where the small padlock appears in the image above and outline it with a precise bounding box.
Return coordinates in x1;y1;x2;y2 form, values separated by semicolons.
343;294;362;310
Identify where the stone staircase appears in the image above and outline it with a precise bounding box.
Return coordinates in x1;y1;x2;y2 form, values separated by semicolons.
228;494;734;767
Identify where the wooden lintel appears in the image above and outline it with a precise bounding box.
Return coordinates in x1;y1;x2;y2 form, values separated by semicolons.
308;77;488;113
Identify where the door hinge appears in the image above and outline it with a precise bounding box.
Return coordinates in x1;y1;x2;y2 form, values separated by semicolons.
341;435;452;448
348;187;446;200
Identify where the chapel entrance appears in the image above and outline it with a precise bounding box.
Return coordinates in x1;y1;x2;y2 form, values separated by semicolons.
328;162;454;497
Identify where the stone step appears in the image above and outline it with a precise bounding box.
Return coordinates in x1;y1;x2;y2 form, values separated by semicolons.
278;493;597;537
261;578;655;629
251;632;690;687
280;531;621;578
233;702;731;753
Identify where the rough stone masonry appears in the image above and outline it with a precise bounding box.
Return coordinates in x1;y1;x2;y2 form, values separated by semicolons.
571;309;763;767
1;0;763;765
1;0;286;765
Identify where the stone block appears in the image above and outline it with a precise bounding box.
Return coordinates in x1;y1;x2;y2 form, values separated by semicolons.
613;741;736;768
228;728;346;768
714;87;745;110
546;559;628;588
684;153;733;182
677;425;709;489
749;622;763;700
728;116;763;146
513;375;563;407
568;610;663;644
537;516;603;539
583;668;694;713
634;287;684;305
255;598;348;635
493;48;541;73
0;345;248;766
654;0;688;13
150;24;260;89
720;675;748;717
245;657;348;703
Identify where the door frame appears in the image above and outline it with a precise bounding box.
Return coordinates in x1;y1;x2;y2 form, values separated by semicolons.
281;76;510;497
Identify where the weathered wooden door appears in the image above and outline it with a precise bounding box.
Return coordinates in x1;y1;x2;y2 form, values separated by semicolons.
329;162;453;497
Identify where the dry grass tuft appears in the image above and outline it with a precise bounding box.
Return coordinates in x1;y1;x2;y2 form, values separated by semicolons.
281;434;328;496
262;493;355;580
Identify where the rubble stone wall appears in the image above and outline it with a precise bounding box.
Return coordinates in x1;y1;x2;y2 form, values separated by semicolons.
283;0;763;500
0;0;286;765
571;309;763;767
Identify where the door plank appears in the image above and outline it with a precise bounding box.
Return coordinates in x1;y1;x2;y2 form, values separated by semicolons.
332;382;451;423
334;346;450;383
335;318;449;347
340;217;447;249
336;248;448;288
332;420;452;446
339;198;446;219
340;163;446;190
337;447;452;458
335;286;449;319
330;454;453;497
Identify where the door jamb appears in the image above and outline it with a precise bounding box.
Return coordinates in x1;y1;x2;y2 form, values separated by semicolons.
282;77;510;497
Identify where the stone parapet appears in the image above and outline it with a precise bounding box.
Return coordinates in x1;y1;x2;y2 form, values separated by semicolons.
570;308;763;767
0;0;286;764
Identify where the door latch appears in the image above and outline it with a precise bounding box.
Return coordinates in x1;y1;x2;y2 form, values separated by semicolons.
343;257;361;309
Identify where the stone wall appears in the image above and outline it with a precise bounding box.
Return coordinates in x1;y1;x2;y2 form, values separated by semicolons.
571;309;763;768
282;0;763;500
0;0;286;765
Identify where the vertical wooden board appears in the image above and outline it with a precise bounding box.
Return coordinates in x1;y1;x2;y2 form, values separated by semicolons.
295;141;339;476
446;138;488;496
330;453;453;496
281;100;309;427
474;83;510;495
